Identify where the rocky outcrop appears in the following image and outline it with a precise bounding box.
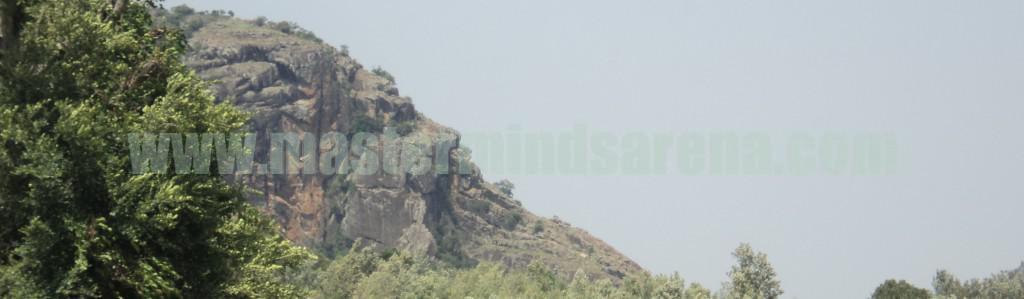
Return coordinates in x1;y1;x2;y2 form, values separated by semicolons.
183;18;643;281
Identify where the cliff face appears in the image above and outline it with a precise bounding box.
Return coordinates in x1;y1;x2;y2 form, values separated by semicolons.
182;17;643;281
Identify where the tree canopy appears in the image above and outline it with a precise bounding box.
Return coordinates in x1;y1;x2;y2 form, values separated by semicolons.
722;243;784;299
871;279;930;299
0;0;310;297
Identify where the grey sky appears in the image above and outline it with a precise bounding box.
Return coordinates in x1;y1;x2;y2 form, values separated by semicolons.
165;0;1024;297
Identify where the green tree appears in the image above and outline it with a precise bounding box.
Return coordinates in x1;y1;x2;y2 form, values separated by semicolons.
651;272;685;299
871;279;930;299
565;269;596;298
0;0;310;297
317;246;382;298
933;263;1024;299
350;253;448;298
685;282;712;299
725;243;783;299
933;270;968;298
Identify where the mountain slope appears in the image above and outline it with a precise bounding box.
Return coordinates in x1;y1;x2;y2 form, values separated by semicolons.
168;11;643;281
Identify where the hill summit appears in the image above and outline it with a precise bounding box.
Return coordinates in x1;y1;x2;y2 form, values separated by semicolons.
155;7;644;281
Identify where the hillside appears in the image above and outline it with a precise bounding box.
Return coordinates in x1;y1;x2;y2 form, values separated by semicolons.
158;9;644;281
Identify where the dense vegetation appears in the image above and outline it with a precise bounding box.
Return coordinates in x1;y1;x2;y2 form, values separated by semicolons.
932;263;1024;298
289;243;784;299
0;0;310;297
869;264;1024;299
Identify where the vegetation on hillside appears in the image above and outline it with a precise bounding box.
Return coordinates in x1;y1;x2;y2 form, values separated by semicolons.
297;245;716;299
151;4;321;42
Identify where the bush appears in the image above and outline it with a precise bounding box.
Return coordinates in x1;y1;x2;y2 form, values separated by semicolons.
498;211;522;230
170;4;195;16
253;16;268;27
262;21;323;42
496;179;515;197
270;21;294;34
394;120;415;136
183;18;205;34
352;114;384;134
463;200;491;215
293;28;323;43
871;279;930;299
372;66;396;84
532;221;545;234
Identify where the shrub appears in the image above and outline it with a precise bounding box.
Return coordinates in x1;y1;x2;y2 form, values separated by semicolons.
532;221;545;234
872;279;930;299
498;211;522;230
183;18;205;35
170;4;195;16
464;200;491;215
394;120;415;136
253;16;268;27
496;179;515;197
372;66;396;84
352;114;384;134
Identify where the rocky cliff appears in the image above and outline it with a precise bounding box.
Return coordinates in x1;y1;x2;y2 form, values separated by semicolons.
172;13;643;281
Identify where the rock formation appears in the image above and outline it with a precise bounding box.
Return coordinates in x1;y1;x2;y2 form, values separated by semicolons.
180;16;643;281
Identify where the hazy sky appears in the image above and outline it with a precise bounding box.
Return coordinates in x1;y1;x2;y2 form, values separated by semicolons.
166;0;1024;297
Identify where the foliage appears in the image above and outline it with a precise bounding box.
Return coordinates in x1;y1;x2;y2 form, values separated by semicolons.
153;5;321;42
435;230;475;268
497;210;523;230
351;114;384;134
724;243;783;299
393;120;416;136
933;263;1024;299
496;178;515;197
871;279;930;299
532;221;546;234
151;5;229;37
306;247;712;299
463;199;492;215
0;264;45;299
372;66;396;84
265;20;322;43
253;16;268;27
685;282;713;299
170;5;195;16
0;0;311;297
316;247;383;298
